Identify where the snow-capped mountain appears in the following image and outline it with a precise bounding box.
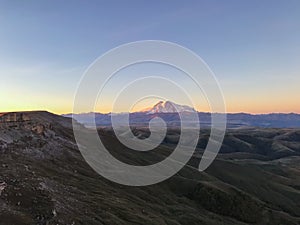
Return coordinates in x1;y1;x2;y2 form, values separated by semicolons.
140;101;197;114
64;101;300;128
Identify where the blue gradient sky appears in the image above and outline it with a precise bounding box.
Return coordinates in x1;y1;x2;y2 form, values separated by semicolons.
0;0;299;113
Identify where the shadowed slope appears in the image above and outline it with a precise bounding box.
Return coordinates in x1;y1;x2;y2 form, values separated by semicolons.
1;111;300;224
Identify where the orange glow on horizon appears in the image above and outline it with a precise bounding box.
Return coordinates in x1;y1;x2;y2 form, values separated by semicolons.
1;107;299;115
1;93;299;115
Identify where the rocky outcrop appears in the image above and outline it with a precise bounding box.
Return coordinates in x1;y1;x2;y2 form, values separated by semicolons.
0;112;30;123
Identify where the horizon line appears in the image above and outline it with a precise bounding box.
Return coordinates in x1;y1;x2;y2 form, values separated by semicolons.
1;109;300;116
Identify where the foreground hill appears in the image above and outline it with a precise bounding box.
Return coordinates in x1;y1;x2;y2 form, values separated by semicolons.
1;111;300;224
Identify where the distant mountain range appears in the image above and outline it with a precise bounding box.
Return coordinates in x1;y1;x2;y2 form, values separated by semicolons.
64;101;300;128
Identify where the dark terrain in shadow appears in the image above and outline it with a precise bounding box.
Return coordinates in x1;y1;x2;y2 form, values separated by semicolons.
1;111;300;225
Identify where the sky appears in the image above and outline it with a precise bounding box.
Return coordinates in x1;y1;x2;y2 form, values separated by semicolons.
0;0;299;114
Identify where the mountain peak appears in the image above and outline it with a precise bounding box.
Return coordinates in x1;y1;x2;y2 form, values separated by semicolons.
140;101;197;114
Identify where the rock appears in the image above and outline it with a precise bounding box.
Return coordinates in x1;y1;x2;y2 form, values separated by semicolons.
52;209;57;217
32;124;45;135
0;182;7;196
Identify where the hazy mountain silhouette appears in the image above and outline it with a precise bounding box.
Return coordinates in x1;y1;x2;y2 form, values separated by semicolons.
65;101;300;128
